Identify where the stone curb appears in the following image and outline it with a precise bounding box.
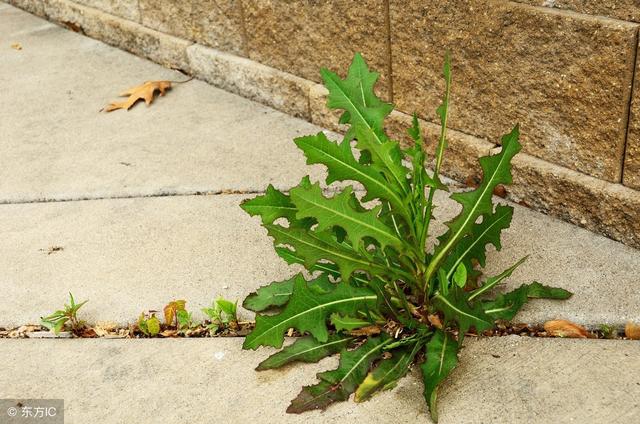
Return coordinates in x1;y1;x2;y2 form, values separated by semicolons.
5;0;640;248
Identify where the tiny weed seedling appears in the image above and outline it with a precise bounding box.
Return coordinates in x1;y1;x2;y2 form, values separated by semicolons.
162;299;199;334
240;53;572;421
202;297;238;333
137;312;161;337
599;324;617;339
41;292;88;335
163;299;187;328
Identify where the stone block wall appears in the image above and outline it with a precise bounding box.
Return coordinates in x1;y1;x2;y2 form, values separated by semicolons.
6;0;640;247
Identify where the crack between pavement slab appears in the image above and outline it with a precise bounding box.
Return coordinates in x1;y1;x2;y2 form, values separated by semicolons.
1;321;635;341
0;189;265;205
0;185;370;205
0;181;369;205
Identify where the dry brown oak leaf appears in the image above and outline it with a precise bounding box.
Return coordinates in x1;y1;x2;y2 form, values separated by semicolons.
105;80;171;112
544;319;589;338
625;321;640;340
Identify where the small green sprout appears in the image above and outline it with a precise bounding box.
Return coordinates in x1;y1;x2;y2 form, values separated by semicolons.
137;312;161;337
599;324;617;339
40;292;88;335
202;297;238;332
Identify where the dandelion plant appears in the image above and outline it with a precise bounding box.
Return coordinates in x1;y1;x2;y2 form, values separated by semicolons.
240;53;571;421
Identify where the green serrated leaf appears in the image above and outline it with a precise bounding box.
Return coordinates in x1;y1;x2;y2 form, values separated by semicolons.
243;273;336;312
291;182;404;252
433;287;493;335
353;125;410;197
330;313;371;332
355;342;422;402
444;204;514;280
321;54;409;198
483;282;572;321
243;276;296;312
287;335;390;413
468;256;528;301
265;224;389;281
256;335;352;371
243;275;378;350
240;184;297;225
321;52;392;138
425;126;522;284
294;132;410;222
274;247;372;287
421;329;458;422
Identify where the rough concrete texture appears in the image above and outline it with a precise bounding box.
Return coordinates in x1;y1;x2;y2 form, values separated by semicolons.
0;195;298;326
139;0;245;56
72;0;139;22
0;7;325;202
0;337;638;423
187;43;314;119
241;0;391;100
2;190;639;327
42;0;193;71
390;0;637;182
514;0;640;22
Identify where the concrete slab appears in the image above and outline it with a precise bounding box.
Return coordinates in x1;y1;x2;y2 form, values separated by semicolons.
0;337;637;423
0;194;296;326
1;192;639;327
0;5;325;203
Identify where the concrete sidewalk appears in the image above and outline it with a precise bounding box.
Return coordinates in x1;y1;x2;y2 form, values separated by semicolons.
1;3;638;328
1;4;639;424
1;337;638;424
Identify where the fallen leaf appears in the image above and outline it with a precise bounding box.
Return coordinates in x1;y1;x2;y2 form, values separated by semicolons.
159;329;178;337
625;321;640;340
11;43;22;50
105;80;172;112
8;325;41;337
62;20;83;33
163;299;186;326
544;319;588;338
79;327;97;338
94;321;118;337
428;314;443;329
349;325;381;336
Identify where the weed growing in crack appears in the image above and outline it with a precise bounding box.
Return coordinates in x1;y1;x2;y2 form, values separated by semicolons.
40;292;88;335
240;53;572;421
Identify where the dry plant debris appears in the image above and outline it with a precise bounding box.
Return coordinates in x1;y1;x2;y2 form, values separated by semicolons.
104;80;172;112
1;320;636;341
625;321;640;340
544;319;589;338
